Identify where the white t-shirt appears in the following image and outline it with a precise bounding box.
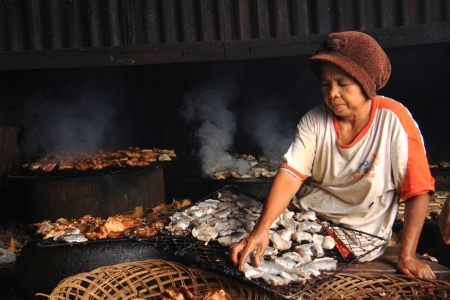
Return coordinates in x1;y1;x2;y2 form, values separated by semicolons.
280;96;435;260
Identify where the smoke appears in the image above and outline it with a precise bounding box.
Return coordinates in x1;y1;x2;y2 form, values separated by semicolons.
244;105;295;158
181;80;250;174
22;85;117;159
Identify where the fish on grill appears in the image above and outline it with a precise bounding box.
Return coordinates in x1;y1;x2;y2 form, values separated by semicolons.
162;189;342;287
22;147;176;172
209;154;282;179
34;199;191;243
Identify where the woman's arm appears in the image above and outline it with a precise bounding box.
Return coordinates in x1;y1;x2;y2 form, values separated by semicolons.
229;171;302;271
397;193;436;279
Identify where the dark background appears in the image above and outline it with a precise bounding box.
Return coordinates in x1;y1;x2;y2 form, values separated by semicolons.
1;41;449;200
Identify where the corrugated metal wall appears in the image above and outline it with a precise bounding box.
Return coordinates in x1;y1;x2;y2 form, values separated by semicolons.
0;0;448;51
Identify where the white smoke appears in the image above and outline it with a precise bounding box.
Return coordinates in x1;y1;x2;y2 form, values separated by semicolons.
181;81;249;174
245;108;294;158
22;87;116;159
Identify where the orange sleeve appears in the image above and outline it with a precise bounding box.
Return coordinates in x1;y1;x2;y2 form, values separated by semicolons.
377;96;435;200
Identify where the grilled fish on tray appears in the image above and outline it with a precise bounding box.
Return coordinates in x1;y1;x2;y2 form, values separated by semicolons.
160;190;347;287
34;199;191;244
22;147;176;173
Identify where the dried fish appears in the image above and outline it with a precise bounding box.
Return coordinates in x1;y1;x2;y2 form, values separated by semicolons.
300;221;322;233
271;232;292;251
313;257;338;271
292;231;313;243
297;263;321;277
312;233;324;246
62;234;88;243
323;236;336;250
192;222;218;243
282;252;311;264
311;243;324;258
297;210;317;222
259;260;287;275
270;256;297;269
264;246;278;256
243;263;264;279
216;232;248;246
279;218;298;231
261;273;291;286
280;271;307;284
277;229;293;241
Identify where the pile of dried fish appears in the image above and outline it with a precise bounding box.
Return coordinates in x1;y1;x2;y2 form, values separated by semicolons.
22;147;176;172
163;190;342;287
211;154;281;179
34;199;191;243
429;162;450;168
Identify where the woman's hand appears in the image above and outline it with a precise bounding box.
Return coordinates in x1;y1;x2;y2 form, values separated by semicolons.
398;193;436;279
438;196;450;244
397;256;436;279
230;171;303;272
229;226;270;272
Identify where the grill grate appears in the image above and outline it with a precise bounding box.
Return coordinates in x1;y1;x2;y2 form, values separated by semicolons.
126;185;387;299
8;151;181;179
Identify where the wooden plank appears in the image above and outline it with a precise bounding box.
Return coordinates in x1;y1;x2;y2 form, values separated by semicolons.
223;34;323;61
5;0;30;51
161;0;177;43
234;0;253;40
0;127;21;187
380;0;397;28
0;22;447;70
274;0;289;38
358;0;376;30
335;0;355;32
48;0;62;49
179;0;198;42
106;0;122;46
255;0;270;39
121;0;137;45
26;0;43;50
87;0;104;47
142;0;161;44
342;247;450;278
312;0;332;33
216;0;232;41
198;0;216;41
291;0;309;36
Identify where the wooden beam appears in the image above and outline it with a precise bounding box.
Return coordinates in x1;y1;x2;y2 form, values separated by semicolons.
0;22;447;71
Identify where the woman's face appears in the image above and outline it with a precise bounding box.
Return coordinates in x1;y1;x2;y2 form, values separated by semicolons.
320;62;369;118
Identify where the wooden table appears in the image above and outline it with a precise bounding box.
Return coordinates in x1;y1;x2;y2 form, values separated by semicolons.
341;246;450;278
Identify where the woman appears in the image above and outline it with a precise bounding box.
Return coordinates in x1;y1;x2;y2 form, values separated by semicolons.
230;31;436;279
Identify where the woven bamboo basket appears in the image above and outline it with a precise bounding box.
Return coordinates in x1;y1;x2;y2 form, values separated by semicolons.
36;259;270;300
299;272;450;300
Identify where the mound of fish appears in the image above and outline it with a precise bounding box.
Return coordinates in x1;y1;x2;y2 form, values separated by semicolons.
164;189;341;287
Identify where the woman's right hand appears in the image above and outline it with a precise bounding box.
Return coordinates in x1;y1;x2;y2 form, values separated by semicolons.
229;225;270;272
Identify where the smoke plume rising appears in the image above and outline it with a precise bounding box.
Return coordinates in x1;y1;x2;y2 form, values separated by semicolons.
181;80;250;174
22;85;117;160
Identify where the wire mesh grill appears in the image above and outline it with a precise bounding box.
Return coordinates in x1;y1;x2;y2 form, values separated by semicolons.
126;185;387;299
8;150;181;179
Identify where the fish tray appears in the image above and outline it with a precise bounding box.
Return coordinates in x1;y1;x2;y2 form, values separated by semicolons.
28;223;133;247
123;185;264;240
185;171;275;183
8;150;181;179
125;185;387;299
